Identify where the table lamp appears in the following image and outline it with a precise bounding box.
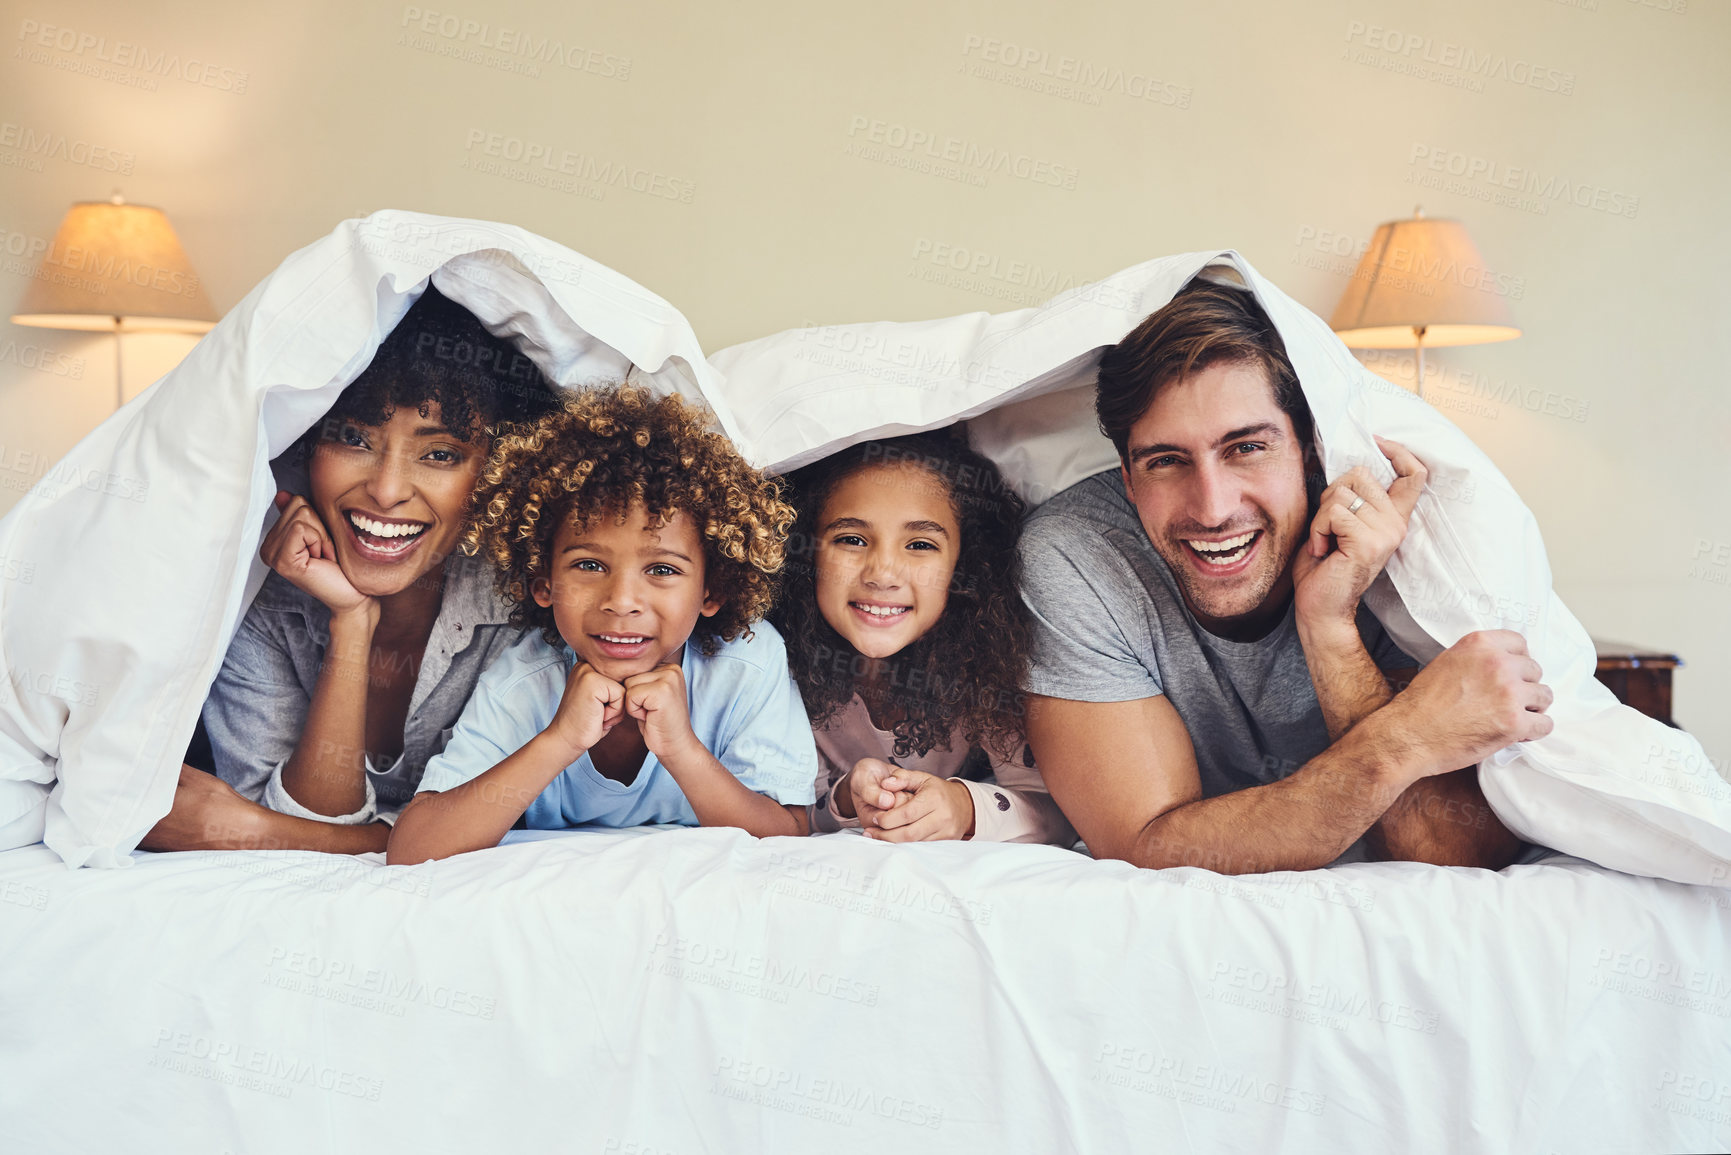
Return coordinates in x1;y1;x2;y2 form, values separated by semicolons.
10;195;218;409
1329;208;1520;399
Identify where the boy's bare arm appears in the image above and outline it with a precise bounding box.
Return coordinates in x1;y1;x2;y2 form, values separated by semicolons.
622;665;805;837
388;662;626;863
386;732;575;864
659;741;808;836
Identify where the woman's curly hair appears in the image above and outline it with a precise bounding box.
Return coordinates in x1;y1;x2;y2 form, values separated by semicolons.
298;285;560;456
769;430;1032;760
463;384;795;656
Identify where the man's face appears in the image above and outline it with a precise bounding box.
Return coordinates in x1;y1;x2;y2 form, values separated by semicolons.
1119;359;1309;635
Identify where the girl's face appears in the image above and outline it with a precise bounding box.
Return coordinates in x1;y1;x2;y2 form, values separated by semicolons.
308;402;487;598
531;502;720;682
813;462;961;661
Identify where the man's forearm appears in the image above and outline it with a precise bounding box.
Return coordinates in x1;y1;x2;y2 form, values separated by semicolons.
1127;719;1421;874
1298;616;1512;866
1298;616;1392;741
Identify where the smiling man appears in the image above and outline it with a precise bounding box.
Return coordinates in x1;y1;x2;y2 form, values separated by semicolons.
1019;277;1554;872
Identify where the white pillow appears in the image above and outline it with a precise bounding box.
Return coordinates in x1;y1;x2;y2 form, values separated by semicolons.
707;251;1731;886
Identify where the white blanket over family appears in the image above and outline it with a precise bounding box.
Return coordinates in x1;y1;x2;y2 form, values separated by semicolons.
1;211;1728;1152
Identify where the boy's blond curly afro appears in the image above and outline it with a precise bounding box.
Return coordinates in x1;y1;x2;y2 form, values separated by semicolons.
462;384;794;655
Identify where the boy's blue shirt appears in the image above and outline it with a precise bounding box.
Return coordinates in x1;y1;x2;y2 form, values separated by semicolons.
416;621;817;828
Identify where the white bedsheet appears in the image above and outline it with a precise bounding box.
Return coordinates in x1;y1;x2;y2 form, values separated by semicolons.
3;832;1727;1154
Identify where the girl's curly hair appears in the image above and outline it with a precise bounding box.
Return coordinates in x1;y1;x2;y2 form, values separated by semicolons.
463;384;795;655
297;285;560;456
770;430;1031;760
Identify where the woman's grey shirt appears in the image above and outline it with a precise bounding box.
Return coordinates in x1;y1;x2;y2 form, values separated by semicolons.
201;553;521;823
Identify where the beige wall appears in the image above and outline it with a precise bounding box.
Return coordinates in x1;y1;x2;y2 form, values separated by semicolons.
3;0;1727;762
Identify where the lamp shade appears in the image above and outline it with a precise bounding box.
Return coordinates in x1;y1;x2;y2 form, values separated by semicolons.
10;200;217;333
1329;215;1520;349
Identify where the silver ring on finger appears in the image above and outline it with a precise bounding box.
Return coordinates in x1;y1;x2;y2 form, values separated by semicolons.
1346;495;1366;514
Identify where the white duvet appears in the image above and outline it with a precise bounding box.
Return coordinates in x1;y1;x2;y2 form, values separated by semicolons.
1;828;1727;1154
0;209;1727;884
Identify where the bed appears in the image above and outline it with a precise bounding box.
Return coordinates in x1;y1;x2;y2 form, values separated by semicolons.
2;828;1728;1153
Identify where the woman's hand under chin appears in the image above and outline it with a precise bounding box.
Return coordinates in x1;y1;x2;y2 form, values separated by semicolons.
260;491;375;617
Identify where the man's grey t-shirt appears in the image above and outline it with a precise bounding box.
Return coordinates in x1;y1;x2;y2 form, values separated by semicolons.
1019;470;1413;802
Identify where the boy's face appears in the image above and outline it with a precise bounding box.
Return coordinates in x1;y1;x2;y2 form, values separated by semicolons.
308;402;486;598
532;502;720;680
813;462;960;661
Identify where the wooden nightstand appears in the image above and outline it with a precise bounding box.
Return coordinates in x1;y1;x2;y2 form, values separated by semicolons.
1592;639;1681;727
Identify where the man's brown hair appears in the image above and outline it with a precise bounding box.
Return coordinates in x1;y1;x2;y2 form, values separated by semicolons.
1095;276;1314;462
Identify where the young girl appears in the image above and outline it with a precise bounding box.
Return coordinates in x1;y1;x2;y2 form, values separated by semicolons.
773;431;1073;845
387;386;815;863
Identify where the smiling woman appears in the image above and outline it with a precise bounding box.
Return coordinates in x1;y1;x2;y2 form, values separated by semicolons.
141;287;559;854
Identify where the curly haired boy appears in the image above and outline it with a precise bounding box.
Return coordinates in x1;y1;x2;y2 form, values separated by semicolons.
388;386;815;862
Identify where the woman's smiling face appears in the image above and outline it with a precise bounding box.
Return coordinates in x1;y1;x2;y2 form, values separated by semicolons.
307;402;486;597
813;462;961;660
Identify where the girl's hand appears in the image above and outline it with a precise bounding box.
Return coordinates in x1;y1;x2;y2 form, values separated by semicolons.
847;758;909;827
259;491;372;617
865;769;976;842
545;662;626;759
623;665;699;763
